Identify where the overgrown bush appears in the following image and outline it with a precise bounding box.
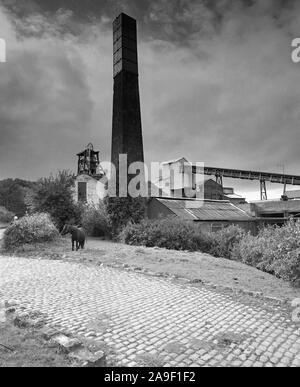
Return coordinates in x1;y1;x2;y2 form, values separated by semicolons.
122;215;300;286
0;206;14;224
232;220;300;286
104;197;147;236
120;217;212;252
28;170;81;230
3;213;59;250
208;225;247;259
81;202;110;237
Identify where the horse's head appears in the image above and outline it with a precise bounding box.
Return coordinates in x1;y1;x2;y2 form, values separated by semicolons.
61;224;70;235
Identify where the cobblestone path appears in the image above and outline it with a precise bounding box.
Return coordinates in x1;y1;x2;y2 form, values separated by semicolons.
0;256;299;367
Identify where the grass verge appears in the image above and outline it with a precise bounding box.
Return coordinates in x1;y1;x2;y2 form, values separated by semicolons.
0;316;74;367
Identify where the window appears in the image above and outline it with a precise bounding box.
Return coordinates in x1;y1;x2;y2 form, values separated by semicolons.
211;223;224;232
78;182;87;202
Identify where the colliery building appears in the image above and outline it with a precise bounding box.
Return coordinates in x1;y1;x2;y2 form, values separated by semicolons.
147;197;256;233
72;13;300;234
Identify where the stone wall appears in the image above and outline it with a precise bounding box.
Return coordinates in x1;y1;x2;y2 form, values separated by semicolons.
73;175;106;205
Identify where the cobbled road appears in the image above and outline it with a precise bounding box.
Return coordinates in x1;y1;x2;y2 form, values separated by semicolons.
0;256;300;367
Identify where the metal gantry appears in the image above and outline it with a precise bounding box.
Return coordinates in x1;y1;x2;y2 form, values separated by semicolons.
191;165;300;200
260;180;267;201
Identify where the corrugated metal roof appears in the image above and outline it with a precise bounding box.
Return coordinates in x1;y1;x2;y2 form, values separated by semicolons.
156;198;252;221
224;193;244;199
234;203;254;216
161;157;188;165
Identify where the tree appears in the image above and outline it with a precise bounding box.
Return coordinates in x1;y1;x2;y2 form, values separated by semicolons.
81;201;110;237
104;196;147;237
0;206;14;223
29;170;81;230
0;178;36;216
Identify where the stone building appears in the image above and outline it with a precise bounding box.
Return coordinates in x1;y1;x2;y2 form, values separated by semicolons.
73;144;106;205
147;196;256;233
153;157;242;201
223;187;246;204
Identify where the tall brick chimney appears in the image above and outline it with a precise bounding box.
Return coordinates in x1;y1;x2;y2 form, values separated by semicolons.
111;13;144;195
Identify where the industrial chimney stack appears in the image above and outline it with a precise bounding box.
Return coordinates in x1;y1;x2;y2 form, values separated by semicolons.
111;13;144;195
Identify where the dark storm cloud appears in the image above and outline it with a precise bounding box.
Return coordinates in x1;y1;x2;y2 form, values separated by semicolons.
0;8;95;178
2;0;298;41
0;0;300;200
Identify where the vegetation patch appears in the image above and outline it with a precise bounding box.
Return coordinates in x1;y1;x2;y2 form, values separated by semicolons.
0;206;14;224
3;213;59;250
104;196;147;236
0;178;36;217
213;332;247;349
232;220;300;286
81;202;110;238
189;338;216;351
26;170;81;231
120;217;212;252
120;218;245;257
0;315;74;367
207;225;246;259
121;217;300;287
163;341;187;354
135;352;166;367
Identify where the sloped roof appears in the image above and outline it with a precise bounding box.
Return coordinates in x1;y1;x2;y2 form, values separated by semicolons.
224;193;245;199
202;176;221;183
234;203;254;216
161;157;188;165
147;181;169;196
155;198;252;221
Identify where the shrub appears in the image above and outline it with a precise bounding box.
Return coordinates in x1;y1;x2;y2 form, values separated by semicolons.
81;202;110;237
0;206;14;224
104;197;147;236
232;220;300;286
29;170;81;230
3;213;59;250
231;232;264;267
120;217;212;252
271;248;300;286
208;225;247;259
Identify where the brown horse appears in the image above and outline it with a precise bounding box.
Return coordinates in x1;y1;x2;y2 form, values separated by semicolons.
61;225;86;251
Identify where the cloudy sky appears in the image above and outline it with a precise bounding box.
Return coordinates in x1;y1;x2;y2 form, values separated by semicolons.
0;0;299;200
